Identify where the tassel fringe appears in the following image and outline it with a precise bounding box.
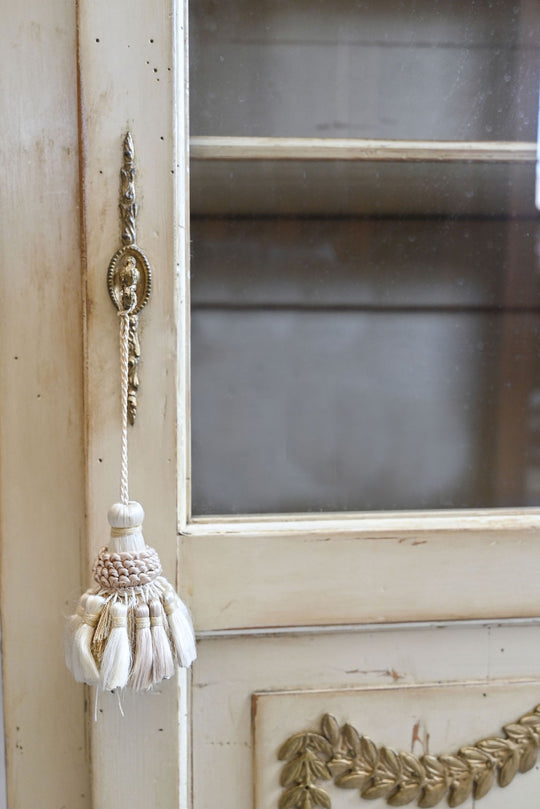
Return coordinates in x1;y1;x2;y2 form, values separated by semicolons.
164;591;197;669
100;601;131;691
68;584;196;691
65;591;89;672
129;604;153;691
149;598;175;683
66;502;196;692
71;594;106;685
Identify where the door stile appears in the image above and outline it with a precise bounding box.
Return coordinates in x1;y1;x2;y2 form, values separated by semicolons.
0;0;90;805
77;0;188;807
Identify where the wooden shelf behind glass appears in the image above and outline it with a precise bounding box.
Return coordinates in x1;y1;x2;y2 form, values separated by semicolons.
190;137;538;217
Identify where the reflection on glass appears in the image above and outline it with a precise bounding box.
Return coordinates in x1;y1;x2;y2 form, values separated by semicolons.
191;218;540;514
190;0;540;141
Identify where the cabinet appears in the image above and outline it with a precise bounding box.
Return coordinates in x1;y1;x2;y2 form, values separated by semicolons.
3;2;540;808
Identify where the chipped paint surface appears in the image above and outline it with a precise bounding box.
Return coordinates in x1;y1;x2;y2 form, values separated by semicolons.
78;1;183;808
0;1;89;806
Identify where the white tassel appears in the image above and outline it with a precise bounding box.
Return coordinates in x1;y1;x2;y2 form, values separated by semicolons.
72;594;104;685
149;598;175;683
129;604;153;691
66;267;199;696
100;601;131;691
107;501;145;553
65;592;88;673
164;591;197;668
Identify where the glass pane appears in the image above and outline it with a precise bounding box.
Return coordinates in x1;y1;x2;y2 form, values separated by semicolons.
190;0;540;141
191;216;540;514
191;159;536;217
189;0;540;515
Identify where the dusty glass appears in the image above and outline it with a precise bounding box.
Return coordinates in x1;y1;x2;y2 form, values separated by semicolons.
189;1;540;515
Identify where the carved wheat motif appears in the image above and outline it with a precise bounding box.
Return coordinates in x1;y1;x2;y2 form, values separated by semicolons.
278;706;540;808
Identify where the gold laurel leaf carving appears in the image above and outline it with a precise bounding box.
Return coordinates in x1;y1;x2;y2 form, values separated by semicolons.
277;705;540;809
420;755;446;782
503;722;529;742
278;733;310;761
335;771;369;790
361;780;397;800
380;747;402;778
360;736;379;769
519;740;538;773
399;751;425;783
280;757;308;788
519;712;540;733
418;781;448;808
306;733;334;757
473;767;495;800
311;786;332;809
327;758;352;778
279;786;306;809
310;759;333;782
321;714;340;747
447;772;473;808
343;724;362;755
497;748;520;787
387;782;423;807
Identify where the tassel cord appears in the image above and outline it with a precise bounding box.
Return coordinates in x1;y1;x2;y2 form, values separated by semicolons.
118;307;132;506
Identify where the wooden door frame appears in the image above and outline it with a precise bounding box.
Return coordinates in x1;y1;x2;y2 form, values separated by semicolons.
78;0;187;807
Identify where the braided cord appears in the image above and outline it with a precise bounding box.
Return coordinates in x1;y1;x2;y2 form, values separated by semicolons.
118;309;131;505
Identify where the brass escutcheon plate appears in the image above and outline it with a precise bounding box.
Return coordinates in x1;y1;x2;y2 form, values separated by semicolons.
107;245;152;315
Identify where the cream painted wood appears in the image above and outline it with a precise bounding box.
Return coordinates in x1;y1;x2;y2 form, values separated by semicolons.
190;137;537;162
184;4;540;807
181;518;540;632
254;683;540;809
184;4;540;806
0;1;90;806
9;1;537;808
77;0;188;807
192;624;540;809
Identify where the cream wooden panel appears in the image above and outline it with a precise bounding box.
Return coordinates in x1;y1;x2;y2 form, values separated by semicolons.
254;683;540;809
0;1;90;807
192;624;540;809
77;0;188;807
182;519;540;631
190;138;537;161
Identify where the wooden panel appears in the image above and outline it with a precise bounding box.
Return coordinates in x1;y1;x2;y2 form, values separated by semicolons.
77;0;187;807
192;624;540;809
254;682;540;809
0;1;89;806
181;520;540;631
190;137;537;162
